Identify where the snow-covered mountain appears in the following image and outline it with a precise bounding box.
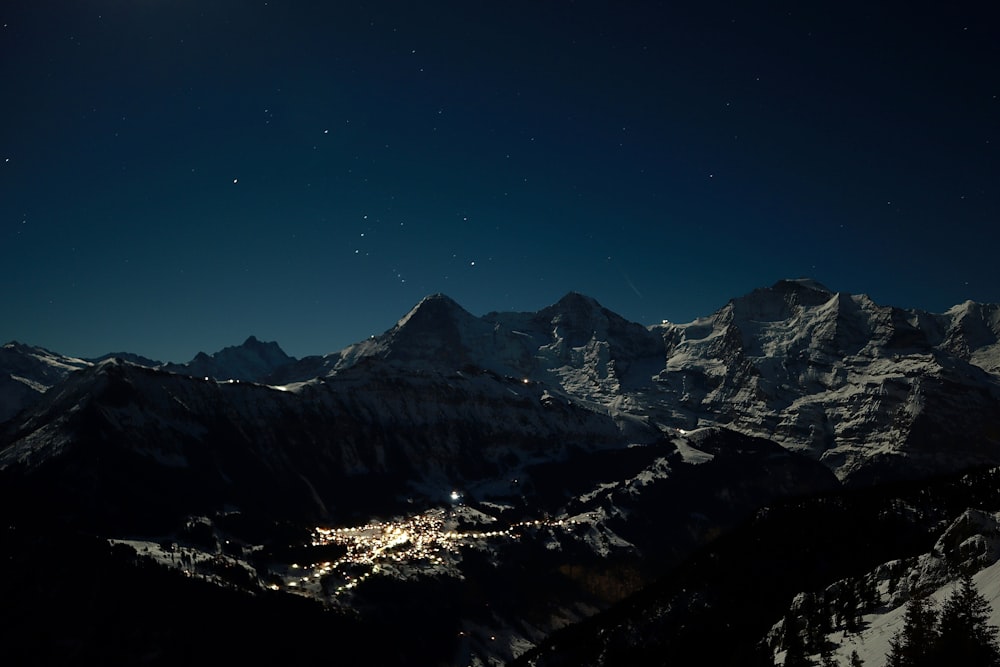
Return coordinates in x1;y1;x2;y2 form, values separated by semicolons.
0;346;839;665
0;342;91;423
651;279;1000;483
4;280;1000;521
0;336;295;426
2;280;1000;666
160;335;295;382
268;291;665;392
274;281;1000;484
9;281;996;487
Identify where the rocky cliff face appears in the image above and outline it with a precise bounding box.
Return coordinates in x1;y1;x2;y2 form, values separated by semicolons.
649;280;1000;483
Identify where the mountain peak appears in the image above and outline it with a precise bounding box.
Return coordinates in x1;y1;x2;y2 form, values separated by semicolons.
772;278;833;294
553;291;604;309
161;336;294;382
540;292;609;322
238;335;285;355
395;293;471;330
725;279;836;323
2;341;57;356
416;293;464;309
532;291;655;353
353;293;486;371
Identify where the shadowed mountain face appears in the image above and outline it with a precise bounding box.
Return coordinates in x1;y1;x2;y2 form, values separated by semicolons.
0;357;640;529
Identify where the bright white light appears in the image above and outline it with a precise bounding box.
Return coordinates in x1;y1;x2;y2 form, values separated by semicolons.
450;490;461;501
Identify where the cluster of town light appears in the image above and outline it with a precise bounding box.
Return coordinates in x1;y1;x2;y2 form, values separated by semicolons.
276;508;580;597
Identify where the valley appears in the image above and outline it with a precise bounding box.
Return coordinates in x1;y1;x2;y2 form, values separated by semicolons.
2;280;1000;665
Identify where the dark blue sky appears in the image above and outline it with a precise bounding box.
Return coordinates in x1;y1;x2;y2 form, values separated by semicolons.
2;1;997;362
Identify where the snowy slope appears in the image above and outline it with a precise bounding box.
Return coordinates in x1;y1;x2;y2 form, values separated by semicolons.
779;506;1000;666
0;342;91;423
820;560;1000;667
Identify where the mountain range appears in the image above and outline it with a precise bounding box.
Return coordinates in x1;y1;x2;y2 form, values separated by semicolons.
2;279;1000;666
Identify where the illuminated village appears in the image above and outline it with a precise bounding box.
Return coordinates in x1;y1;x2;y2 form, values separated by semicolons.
111;499;592;613
279;505;583;600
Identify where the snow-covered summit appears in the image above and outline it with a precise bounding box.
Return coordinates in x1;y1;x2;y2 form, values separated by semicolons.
160;335;294;382
536;291;648;348
0;342;92;423
4;283;1000;484
325;292;497;374
721;278;838;324
777;277;834;293
652;283;1000;482
941;300;1000;372
394;292;471;329
305;291;666;402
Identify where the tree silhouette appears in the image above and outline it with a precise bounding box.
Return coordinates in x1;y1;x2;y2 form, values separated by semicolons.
837;582;863;633
886;595;937;667
886;576;1000;667
783;610;813;667
936;573;1000;666
819;647;838;667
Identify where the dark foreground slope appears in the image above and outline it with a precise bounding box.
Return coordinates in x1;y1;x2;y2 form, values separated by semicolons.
0;525;461;667
516;465;1000;667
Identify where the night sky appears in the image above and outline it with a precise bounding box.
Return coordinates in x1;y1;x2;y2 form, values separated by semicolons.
2;1;997;362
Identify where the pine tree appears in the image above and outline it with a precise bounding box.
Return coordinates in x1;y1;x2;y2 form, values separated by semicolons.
858;574;880;612
839;584;862;633
783;611;813;667
818;647;838;667
744;640;778;667
936;573;1000;666
886;635;903;667
801;591;831;651
886;595;937;667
